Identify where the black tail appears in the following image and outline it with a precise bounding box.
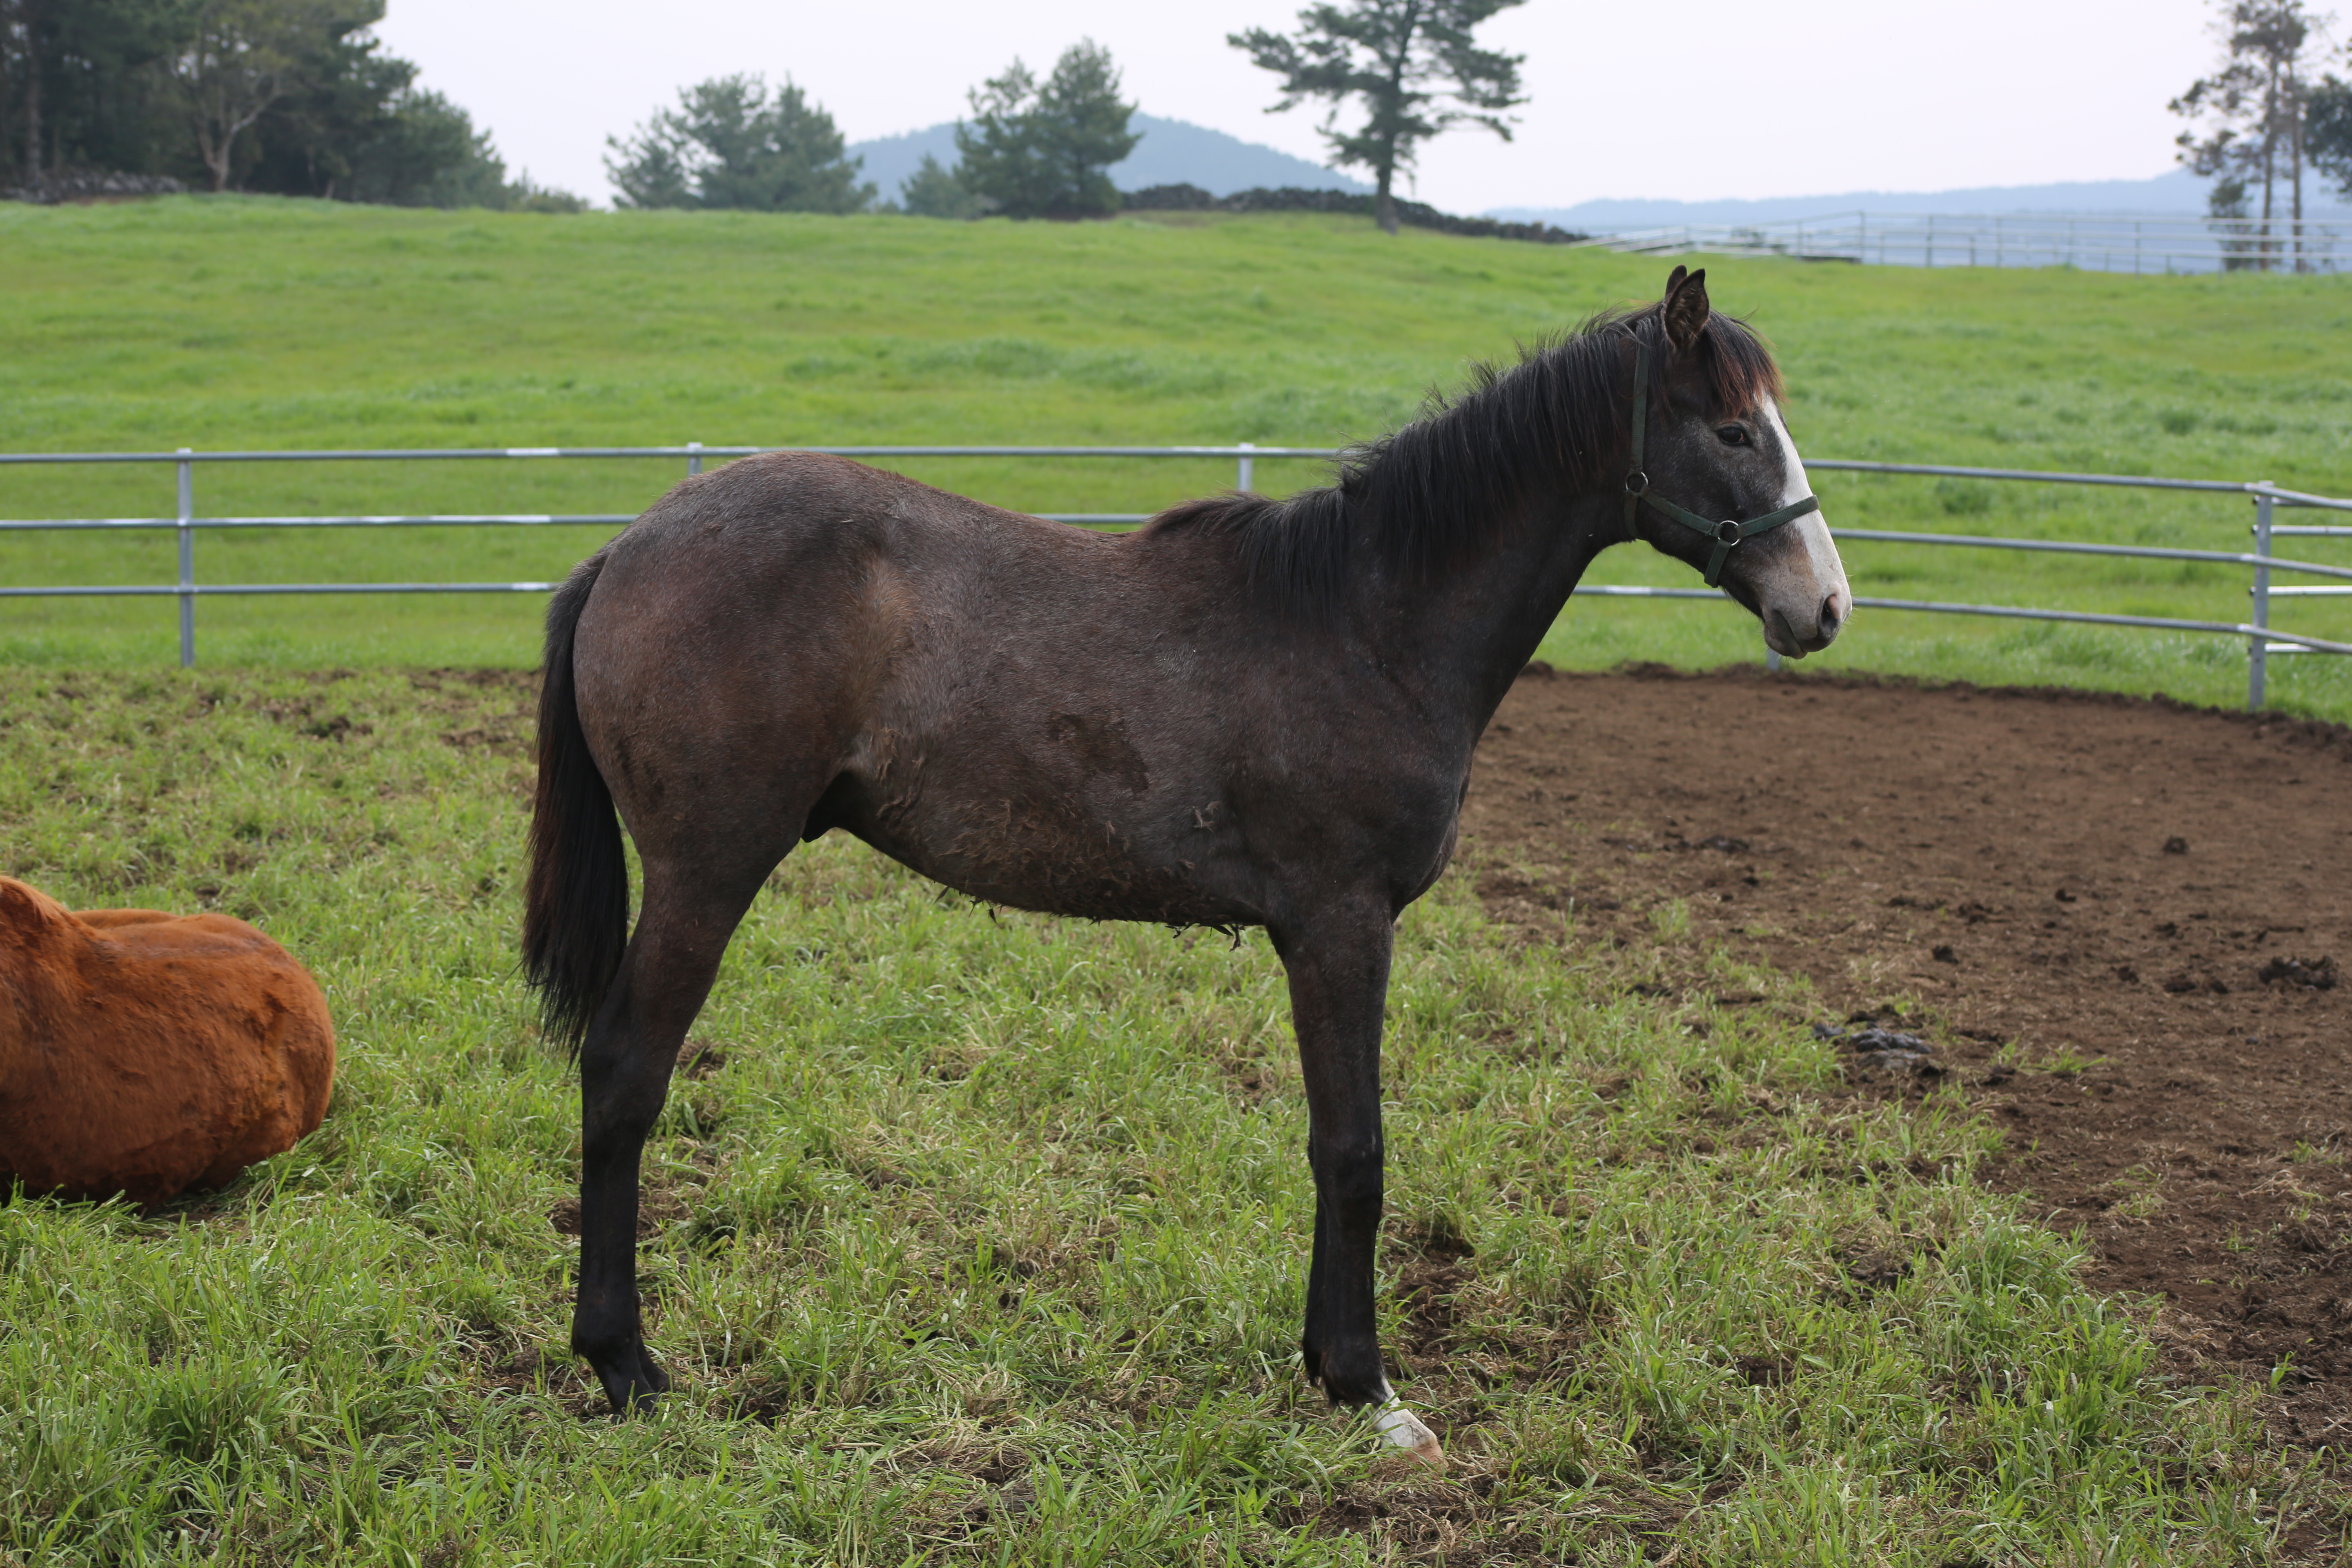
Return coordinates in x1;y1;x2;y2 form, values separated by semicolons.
523;552;629;1050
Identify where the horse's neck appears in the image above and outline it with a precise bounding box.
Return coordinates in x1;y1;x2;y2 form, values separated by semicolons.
1361;486;1624;738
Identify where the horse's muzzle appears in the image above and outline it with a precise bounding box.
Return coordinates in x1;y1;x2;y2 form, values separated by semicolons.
1769;588;1850;658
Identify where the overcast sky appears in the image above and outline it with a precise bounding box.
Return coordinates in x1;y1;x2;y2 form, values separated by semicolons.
376;1;2239;212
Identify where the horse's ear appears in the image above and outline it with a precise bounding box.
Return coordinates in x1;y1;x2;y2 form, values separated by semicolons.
1664;264;1688;294
1662;266;1710;354
0;878;53;944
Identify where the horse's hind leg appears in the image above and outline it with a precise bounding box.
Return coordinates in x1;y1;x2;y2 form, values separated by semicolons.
571;844;784;1411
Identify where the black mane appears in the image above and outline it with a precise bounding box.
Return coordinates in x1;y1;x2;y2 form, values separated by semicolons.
1141;301;1784;614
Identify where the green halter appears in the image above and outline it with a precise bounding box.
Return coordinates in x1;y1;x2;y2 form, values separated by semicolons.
1622;341;1820;587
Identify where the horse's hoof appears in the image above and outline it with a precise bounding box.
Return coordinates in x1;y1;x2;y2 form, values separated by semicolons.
1372;1400;1446;1472
586;1345;670;1414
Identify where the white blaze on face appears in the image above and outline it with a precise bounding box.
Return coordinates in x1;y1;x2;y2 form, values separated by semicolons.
1751;397;1851;653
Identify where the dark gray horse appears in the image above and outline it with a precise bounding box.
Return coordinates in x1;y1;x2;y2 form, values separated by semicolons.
524;267;1850;1463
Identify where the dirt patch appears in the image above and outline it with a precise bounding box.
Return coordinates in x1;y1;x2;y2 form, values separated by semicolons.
677;1038;729;1079
476;1342;596;1407
252;695;373;741
1463;665;2352;1444
1396;1226;1479;1359
548;1180;696;1240
408;668;537;753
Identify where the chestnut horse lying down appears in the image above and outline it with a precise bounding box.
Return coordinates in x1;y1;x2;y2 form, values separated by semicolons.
0;877;335;1203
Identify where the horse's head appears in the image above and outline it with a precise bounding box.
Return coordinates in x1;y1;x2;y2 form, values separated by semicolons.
1626;266;1850;658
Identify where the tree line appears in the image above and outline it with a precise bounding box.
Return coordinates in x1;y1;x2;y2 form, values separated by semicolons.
602;42;1153;221
5;0;1528;231
608;1;1526;230
0;0;579;205
29;0;2352;261
2172;0;2352;269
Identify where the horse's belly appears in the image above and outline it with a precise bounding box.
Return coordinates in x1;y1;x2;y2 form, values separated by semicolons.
842;793;1257;927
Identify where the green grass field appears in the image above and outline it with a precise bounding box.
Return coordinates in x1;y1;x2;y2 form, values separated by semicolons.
4;198;2352;718
4;200;2352;1562
4;668;2339;1564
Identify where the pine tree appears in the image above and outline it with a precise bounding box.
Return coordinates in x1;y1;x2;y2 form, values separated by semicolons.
605;74;874;214
898;152;984;218
169;0;355;192
1230;0;1525;235
2172;1;2331;271
2309;41;2352;199
953;40;1138;220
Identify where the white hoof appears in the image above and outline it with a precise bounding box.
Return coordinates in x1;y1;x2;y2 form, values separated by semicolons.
1371;1399;1446;1470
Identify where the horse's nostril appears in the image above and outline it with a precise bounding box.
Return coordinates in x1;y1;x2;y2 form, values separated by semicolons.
1820;593;1847;637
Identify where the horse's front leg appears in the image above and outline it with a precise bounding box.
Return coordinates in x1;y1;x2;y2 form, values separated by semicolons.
1274;904;1444;1468
572;871;757;1412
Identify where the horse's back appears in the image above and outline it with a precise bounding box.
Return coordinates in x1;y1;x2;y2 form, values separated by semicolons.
574;452;1196;720
602;447;1118;574
595;445;1267;647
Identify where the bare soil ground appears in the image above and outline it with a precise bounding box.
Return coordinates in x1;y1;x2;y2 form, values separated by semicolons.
1462;664;2352;1446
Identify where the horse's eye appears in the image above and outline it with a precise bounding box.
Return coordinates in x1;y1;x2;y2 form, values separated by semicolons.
1715;425;1749;446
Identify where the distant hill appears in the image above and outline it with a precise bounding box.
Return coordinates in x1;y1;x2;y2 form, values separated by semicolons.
847;113;1369;204
1491;169;2352;230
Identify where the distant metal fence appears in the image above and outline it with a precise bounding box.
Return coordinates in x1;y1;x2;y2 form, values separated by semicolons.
0;443;1297;668
4;443;2350;710
1573;210;2352;274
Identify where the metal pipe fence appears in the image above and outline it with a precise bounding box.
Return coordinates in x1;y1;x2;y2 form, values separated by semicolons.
1571;210;2352;274
4;443;2348;708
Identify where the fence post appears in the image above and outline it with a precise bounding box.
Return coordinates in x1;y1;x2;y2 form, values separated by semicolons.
176;447;195;668
687;440;703;477
1236;441;1255;494
1766;648;1782;673
2248;485;2274;711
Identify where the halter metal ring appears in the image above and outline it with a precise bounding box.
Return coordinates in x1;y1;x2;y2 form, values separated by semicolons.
1624;471;1649;497
1712;519;1742;545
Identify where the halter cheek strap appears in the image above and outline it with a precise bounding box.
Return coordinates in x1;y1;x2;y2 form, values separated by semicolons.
1622;342;1820;587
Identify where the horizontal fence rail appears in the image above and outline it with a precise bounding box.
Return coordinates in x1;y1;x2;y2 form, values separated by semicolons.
0;444;1338;466
1570;209;2352;274
2;581;568;596
1565;584;2352;657
3;443;2346;708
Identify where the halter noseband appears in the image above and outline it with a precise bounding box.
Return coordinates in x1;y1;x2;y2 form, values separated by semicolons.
1621;341;1820;587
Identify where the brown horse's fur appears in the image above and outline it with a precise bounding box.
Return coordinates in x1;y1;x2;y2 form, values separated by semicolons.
0;878;335;1203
